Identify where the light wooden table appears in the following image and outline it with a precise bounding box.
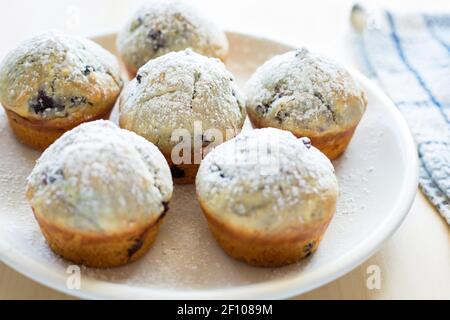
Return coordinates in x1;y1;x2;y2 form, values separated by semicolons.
0;0;449;300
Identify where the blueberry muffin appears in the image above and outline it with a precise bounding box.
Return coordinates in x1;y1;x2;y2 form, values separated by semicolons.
196;128;338;267
117;0;229;77
26;120;173;268
245;48;367;160
119;49;245;184
0;31;123;150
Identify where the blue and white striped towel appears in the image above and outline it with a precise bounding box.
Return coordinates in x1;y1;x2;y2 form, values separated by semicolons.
355;10;450;224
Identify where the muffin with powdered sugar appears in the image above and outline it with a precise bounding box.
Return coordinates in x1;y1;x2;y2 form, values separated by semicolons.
245;48;367;160
117;0;228;77
26;120;173;268
0;31;123;150
196;128;338;267
119;49;245;184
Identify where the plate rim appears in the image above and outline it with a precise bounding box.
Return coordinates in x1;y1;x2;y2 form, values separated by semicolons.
0;31;418;300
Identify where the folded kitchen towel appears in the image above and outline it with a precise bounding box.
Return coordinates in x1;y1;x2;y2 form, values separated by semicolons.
353;7;450;224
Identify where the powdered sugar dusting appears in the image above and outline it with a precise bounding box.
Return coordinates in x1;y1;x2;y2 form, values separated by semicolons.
117;0;228;71
196;128;338;231
0;31;122;119
119;49;245;152
26;120;173;233
245;48;366;132
0;32;407;297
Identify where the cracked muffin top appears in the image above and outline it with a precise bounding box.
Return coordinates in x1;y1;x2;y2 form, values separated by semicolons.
117;0;228;76
0;31;123;122
245;48;367;136
119;49;246;156
26;120;173;234
196;128;338;233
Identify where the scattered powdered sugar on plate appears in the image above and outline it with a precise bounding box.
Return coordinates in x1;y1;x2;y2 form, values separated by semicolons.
0;31;122;119
0;33;405;296
335;116;383;212
0;108;5;133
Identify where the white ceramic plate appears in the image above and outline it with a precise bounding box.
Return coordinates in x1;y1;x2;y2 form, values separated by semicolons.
0;32;418;300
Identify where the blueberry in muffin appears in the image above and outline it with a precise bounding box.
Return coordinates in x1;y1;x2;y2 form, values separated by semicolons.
245;48;367;160
26;120;173;268
117;0;228;77
0;31;123;150
196;128;338;267
119;49;245;184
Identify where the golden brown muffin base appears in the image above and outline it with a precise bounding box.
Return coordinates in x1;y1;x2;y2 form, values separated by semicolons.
247;110;357;160
199;202;333;268
303;126;357;161
165;154;199;185
33;209;165;268
4;107;113;151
